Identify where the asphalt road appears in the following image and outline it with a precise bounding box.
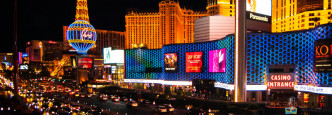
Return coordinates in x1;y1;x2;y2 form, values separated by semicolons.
56;93;187;115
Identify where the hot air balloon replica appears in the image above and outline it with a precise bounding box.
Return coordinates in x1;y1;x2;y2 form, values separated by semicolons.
67;0;96;55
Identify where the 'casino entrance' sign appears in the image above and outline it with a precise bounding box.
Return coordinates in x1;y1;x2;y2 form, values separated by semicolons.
267;73;295;89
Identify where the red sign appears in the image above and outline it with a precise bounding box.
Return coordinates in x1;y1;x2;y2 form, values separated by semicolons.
78;57;93;69
186;52;203;72
267;73;295;89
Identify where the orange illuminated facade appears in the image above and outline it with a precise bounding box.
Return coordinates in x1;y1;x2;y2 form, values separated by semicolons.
272;0;332;32
125;0;207;49
207;0;235;16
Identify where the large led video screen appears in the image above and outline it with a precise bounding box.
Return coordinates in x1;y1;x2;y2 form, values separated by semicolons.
186;52;203;73
164;53;177;72
19;64;29;70
314;38;332;72
246;0;272;23
103;47;112;64
246;0;271;16
104;47;124;64
77;57;93;69
209;48;226;73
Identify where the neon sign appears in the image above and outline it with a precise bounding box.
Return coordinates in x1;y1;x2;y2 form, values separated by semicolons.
267;73;295;89
314;38;332;72
81;28;93;40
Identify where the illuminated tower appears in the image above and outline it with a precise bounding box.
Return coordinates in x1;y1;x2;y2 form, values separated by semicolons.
75;0;90;22
207;0;235;16
67;0;97;54
272;0;332;33
125;0;207;49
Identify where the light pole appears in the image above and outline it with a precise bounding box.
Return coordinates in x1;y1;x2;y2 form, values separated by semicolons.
234;0;247;102
13;0;19;93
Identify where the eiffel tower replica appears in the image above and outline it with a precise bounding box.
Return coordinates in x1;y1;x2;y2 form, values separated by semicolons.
75;0;90;22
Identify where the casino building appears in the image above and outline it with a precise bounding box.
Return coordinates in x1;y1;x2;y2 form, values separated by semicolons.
124;23;332;108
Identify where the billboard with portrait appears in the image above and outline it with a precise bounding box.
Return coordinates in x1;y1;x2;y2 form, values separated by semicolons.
77;57;93;69
186;52;203;73
164;53;177;72
104;47;124;64
246;0;271;16
246;0;271;23
209;48;226;73
103;47;112;64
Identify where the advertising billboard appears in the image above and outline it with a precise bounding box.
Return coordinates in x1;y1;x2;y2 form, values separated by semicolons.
19;64;28;70
77;57;93;69
103;47;124;64
267;73;295;89
285;107;297;114
314;38;332;72
209;48;226;73
246;0;272;23
164;53;177;72
103;47;112;64
186;52;203;73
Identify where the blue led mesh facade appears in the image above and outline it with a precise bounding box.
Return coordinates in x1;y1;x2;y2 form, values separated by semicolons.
125;24;332;86
125;36;234;84
161;35;234;83
247;24;332;86
125;49;163;79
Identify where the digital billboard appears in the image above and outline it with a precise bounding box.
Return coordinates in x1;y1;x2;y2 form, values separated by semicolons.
19;64;28;70
246;0;272;23
77;57;93;69
164;53;177;72
314;38;332;72
103;47;112;64
186;52;203;73
103;47;124;64
209;48;226;73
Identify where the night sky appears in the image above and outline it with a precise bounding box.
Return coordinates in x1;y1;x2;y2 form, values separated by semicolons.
1;0;207;53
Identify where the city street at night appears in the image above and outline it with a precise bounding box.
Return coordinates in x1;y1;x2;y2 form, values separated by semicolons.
2;0;332;115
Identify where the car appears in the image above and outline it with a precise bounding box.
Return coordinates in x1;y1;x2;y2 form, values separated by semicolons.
71;104;80;112
108;95;116;99
99;94;106;98
41;104;49;110
87;93;93;98
49;107;59;114
126;101;138;108
121;97;128;102
80;93;86;98
75;92;80;97
68;91;74;96
186;107;204;115
53;101;61;108
61;102;70;108
42;98;49;104
36;93;42;97
163;104;174;112
143;100;150;105
112;97;120;102
138;99;144;103
152;106;168;113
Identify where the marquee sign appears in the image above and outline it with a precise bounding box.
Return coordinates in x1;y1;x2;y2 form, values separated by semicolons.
267;73;295;89
314;38;332;72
